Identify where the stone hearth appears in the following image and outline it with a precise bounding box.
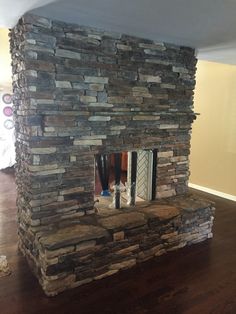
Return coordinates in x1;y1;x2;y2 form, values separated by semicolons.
10;14;215;295
22;194;214;296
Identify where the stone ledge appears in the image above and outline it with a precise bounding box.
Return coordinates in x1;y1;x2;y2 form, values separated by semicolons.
138;204;180;220
23;192;215;296
157;193;215;212
38;193;214;253
98;212;146;231
39;224;109;250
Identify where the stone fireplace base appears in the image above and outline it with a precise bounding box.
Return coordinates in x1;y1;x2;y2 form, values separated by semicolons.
19;193;214;296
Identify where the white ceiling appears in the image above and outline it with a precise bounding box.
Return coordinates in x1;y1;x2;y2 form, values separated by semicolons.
1;0;236;64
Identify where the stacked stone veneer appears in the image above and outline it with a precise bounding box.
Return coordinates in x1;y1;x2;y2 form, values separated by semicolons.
10;14;215;295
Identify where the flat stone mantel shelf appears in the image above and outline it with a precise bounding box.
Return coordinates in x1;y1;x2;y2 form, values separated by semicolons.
38;193;214;252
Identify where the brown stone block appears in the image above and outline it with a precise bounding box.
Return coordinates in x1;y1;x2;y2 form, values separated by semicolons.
94;269;118;280
139;204;180;221
98;212;146;232
113;231;125;242
109;259;136;271
114;244;140;256
26;60;55;72
44;115;76;127
39;224;109;250
42;274;76;296
40;200;79;211
60;187;85;195
138;244;164;262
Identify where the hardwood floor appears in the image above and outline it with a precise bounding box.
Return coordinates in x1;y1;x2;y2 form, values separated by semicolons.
0;169;235;314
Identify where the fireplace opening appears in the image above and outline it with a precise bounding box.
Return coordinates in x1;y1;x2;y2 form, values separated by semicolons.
94;149;158;212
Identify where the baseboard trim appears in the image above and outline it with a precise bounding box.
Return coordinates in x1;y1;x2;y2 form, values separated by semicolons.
188;183;236;202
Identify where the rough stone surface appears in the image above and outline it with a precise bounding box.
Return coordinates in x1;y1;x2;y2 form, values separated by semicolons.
139;204;180;220
98;212;146;231
39;225;109;250
33;194;215;295
9;13;215;296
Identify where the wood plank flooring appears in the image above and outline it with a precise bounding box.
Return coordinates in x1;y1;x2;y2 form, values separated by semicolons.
0;168;235;314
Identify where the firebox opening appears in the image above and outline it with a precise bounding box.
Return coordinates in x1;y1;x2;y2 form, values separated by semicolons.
94;149;158;212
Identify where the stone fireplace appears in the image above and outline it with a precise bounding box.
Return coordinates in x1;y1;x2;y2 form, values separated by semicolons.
10;14;215;296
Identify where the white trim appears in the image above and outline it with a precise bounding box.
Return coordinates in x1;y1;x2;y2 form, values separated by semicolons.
188;183;236;202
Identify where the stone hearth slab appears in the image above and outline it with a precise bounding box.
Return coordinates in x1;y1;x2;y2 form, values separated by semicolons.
39;225;109;250
98;212;146;231
157;194;214;212
138;204;180;220
29;193;214;295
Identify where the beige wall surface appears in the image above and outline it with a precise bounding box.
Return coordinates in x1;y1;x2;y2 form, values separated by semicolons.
0;28;12;89
190;60;236;196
